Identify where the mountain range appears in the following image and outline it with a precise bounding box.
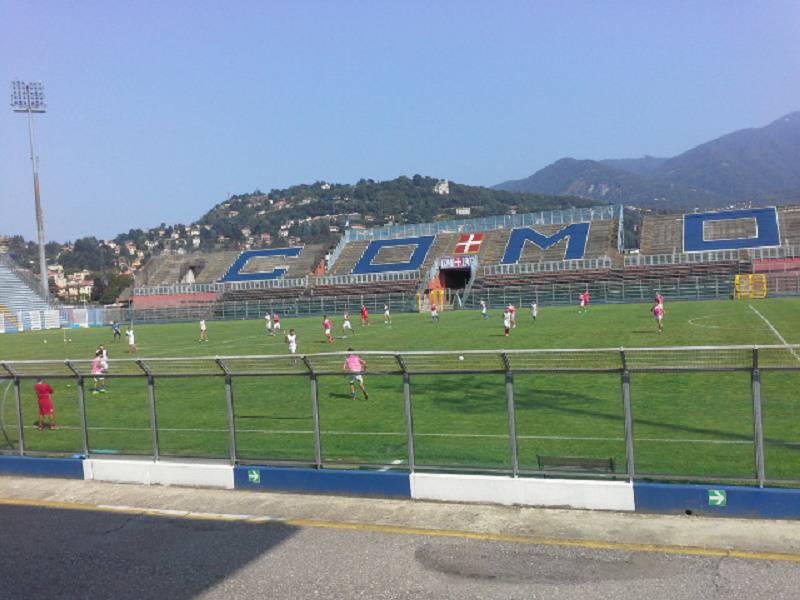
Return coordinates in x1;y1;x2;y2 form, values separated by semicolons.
495;111;800;209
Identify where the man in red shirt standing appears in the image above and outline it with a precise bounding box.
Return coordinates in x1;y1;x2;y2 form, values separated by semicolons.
360;304;369;326
34;378;56;431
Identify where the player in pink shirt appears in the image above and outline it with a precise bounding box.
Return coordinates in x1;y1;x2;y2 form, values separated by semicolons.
322;315;335;344
507;304;517;328
91;350;107;394
653;302;665;333
343;348;369;400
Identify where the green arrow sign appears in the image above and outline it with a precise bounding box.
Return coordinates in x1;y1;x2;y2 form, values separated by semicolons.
248;469;261;484
708;489;727;507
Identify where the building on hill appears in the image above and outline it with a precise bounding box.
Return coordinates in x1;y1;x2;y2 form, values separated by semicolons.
433;179;450;195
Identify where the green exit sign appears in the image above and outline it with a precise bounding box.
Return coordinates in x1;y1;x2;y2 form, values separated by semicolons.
248;469;261;484
708;489;727;507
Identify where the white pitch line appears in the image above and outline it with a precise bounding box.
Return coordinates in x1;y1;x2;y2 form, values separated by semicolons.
748;304;800;362
21;424;799;445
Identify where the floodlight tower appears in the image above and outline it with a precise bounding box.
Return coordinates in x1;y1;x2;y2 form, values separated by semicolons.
10;80;49;301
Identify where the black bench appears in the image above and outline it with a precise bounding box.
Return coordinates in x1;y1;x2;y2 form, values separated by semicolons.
536;455;615;475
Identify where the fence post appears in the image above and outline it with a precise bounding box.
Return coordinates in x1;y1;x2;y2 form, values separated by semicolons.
137;360;159;461
751;348;766;487
216;359;237;465
620;350;635;480
396;355;415;471
303;357;323;469
65;361;90;457
1;363;24;455
13;377;25;456
76;377;90;457
502;354;519;477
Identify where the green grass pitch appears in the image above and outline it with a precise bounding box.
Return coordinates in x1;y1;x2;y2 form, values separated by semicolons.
1;297;799;483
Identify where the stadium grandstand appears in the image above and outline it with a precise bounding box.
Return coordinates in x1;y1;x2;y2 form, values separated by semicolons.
129;205;623;312
125;203;800;316
0;253;56;332
4;203;800;331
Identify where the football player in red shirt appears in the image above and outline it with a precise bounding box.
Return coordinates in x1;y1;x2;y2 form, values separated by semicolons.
34;378;56;431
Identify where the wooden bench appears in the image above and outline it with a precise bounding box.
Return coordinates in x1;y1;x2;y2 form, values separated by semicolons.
536;455;615;475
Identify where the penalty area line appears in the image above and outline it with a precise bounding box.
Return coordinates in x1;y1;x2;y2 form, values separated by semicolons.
748;305;800;362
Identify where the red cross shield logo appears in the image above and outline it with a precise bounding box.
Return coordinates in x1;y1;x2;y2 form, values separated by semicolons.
454;233;484;254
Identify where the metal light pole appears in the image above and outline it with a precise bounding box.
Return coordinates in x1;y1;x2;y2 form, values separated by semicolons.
10;80;49;301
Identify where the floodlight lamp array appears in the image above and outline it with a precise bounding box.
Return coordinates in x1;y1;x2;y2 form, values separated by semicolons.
10;80;46;112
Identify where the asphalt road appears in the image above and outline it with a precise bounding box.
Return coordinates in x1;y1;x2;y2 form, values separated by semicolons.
1;504;799;600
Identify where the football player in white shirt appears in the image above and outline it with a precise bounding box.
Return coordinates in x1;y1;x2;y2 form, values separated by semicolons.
265;313;274;336
285;329;298;364
342;312;354;337
125;329;137;354
503;310;512;337
383;304;392;326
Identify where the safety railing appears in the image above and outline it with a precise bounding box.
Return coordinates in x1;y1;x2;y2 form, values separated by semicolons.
1;345;799;485
750;245;800;260
311;270;420;286
132;277;310;296
483;257;613;276
624;250;742;266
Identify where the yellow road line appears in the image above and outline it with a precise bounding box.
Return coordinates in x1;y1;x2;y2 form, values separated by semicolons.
1;496;799;563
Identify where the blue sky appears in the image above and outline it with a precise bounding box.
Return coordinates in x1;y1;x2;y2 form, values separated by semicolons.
1;1;799;241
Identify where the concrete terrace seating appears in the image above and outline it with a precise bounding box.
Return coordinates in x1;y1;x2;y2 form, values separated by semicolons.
328;240;370;275
137;251;241;286
475;229;511;265
234;244;327;280
193;251;242;283
778;205;800;246
754;258;800;273
639;215;684;255
474;268;614;290
310;279;419;297
418;232;461;275
475;220;619;267
139;246;326;288
0;256;50;314
222;287;309;302
621;261;747;280
640;206;800;256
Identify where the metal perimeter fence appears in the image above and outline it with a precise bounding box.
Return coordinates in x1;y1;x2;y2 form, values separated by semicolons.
77;274;768;327
3;273;798;332
120;273;800;324
1;346;799;486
